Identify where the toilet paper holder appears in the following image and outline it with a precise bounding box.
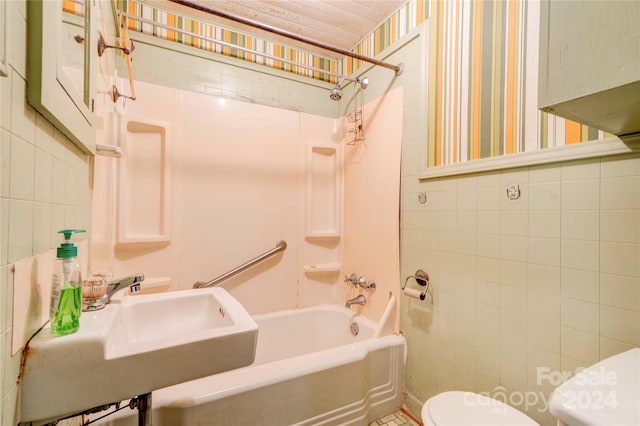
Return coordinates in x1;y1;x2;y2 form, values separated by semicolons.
402;269;430;300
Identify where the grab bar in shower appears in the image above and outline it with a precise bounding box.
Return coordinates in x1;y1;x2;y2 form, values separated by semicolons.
193;240;287;288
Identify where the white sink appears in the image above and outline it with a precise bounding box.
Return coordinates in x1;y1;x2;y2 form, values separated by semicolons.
20;288;258;423
550;348;640;426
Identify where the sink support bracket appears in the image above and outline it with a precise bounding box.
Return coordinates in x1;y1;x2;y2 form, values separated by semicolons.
36;393;153;425
132;393;152;426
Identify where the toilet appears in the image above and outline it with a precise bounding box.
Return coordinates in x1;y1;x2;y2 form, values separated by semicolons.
421;391;538;425
421;348;640;426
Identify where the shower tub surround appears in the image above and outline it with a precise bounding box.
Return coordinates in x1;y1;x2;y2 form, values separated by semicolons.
93;78;403;320
89;60;404;426
93;300;405;425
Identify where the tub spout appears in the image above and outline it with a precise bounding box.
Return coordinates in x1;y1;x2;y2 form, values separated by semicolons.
345;294;366;309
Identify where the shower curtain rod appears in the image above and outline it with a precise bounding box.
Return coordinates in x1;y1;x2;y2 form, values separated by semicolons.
119;11;347;80
168;0;404;76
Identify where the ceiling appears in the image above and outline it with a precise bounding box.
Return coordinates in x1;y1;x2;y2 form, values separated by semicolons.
153;0;406;58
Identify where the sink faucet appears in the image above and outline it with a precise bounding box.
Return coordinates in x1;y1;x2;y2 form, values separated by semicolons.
83;274;144;311
345;294;366;309
106;274;144;301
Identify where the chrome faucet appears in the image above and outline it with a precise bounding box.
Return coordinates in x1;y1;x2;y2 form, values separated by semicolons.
106;274;144;301
83;273;144;311
345;294;366;309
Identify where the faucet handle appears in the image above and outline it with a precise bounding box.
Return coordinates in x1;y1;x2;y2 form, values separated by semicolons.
356;276;376;291
344;273;357;286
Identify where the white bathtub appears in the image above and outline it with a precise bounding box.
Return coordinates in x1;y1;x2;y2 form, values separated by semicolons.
95;302;406;426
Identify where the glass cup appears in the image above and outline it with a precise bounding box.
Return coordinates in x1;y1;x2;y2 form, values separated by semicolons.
81;274;108;311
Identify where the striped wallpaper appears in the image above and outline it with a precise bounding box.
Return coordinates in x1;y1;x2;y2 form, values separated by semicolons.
426;0;606;168
341;0;429;75
65;1;607;167
116;0;338;81
66;1;427;84
63;0;85;15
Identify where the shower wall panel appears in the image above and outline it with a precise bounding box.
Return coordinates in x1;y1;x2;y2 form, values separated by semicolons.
116;116;171;245
92;79;342;314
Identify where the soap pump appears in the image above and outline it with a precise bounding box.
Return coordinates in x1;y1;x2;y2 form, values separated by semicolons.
50;229;85;336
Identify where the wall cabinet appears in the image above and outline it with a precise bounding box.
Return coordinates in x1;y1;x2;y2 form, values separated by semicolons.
538;0;640;137
27;0;96;154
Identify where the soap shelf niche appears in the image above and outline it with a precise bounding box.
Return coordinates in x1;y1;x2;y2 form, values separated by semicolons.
116;114;171;246
303;263;341;274
305;234;340;241
306;146;340;238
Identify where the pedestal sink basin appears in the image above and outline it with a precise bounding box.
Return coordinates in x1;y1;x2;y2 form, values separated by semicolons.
20;288;258;423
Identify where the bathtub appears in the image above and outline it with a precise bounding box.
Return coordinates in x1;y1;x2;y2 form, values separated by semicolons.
95;301;406;426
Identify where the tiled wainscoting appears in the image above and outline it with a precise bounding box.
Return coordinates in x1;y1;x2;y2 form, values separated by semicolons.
401;153;640;425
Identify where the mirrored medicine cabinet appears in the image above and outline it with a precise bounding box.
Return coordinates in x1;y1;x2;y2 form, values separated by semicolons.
27;0;97;154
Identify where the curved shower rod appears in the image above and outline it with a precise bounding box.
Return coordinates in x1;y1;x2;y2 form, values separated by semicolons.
168;0;404;76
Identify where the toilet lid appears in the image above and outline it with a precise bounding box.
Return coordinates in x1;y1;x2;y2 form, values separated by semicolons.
424;391;538;425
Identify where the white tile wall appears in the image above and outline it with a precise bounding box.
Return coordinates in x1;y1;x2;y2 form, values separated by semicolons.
528;318;560;353
501;235;528;262
600;336;635;360
501;210;529;235
601;242;639;276
8;199;33;262
561;210;599;240
500;259;527;286
529;237;560;266
561;326;600;365
601;210;640;243
601;155;640;177
561;239;599;271
477;278;500;306
562;268;599;302
477;233;500;258
0;1;94;422
561;297;600;333
529;164;561;183
530;182;561;210
401;154;640;425
0;200;8;265
561;180;600;210
501;285;527;312
529;210;560;238
9;135;34;200
33;148;53;203
601;176;640;210
528;290;560;322
528;263;560;295
1;131;10;198
600;273;639;311
500;335;528;390
600;305;640;345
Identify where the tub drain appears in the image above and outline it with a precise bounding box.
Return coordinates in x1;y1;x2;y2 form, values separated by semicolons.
350;322;359;336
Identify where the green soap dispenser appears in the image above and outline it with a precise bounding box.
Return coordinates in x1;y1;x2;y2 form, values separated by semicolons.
50;229;85;336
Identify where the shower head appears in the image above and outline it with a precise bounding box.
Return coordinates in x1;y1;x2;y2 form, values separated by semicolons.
330;86;342;101
328;76;369;101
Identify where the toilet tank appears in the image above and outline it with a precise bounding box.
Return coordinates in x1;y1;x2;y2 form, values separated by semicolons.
549;348;640;426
